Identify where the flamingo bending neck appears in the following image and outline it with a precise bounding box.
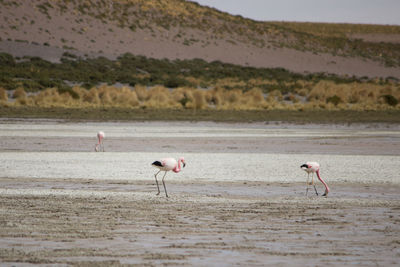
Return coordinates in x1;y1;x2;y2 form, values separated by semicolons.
316;170;330;194
173;158;184;173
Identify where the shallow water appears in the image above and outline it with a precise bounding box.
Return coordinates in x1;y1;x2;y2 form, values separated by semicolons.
0;120;399;184
0;151;399;184
1;120;399;138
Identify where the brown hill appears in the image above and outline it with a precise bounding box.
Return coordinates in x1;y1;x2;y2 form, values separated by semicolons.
1;0;400;78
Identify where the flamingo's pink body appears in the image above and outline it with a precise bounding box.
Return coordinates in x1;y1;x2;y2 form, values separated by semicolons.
152;157;186;197
301;162;330;196
95;131;105;152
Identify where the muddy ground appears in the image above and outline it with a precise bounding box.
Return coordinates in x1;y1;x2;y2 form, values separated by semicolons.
0;120;399;266
0;179;399;266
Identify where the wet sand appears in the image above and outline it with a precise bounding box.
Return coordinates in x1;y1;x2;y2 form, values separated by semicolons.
0;120;400;266
0;120;399;155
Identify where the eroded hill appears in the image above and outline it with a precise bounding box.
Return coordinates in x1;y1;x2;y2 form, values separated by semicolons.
1;0;400;78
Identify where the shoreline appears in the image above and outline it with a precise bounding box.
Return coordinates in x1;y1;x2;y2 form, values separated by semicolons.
1;107;400;124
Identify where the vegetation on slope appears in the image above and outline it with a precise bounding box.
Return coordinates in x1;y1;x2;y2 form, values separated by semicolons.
1;0;400;66
0;52;359;92
0;52;399;112
1;0;399;120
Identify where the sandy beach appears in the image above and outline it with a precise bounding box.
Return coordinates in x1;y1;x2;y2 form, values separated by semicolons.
0;120;399;266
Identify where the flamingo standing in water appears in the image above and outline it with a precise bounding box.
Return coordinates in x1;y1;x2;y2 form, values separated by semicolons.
152;157;186;197
95;131;105;152
300;162;330;196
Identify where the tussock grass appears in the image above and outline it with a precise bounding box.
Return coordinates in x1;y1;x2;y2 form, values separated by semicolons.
0;88;8;101
12;87;27;99
306;81;400;110
1;81;399;111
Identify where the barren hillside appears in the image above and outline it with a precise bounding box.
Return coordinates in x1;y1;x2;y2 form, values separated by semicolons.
1;0;400;78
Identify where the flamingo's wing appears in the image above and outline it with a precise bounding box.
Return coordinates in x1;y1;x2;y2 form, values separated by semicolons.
152;161;163;167
162;158;177;170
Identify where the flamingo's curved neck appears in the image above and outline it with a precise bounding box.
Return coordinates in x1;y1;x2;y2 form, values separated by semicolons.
98;136;103;144
316;170;330;193
173;159;182;173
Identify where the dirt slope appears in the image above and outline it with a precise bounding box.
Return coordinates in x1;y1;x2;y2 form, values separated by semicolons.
1;0;399;78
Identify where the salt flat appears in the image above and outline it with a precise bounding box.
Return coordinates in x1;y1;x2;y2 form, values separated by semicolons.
0;120;399;266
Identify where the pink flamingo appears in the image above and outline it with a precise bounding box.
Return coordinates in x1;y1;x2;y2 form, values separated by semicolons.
300;162;330;196
152;157;186;197
95;131;105;152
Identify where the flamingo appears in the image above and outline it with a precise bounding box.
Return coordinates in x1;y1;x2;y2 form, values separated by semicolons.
95;131;105;152
300;162;330;196
151;157;186;197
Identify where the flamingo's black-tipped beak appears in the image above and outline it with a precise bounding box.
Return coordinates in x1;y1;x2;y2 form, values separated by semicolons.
183;162;186;168
300;164;308;169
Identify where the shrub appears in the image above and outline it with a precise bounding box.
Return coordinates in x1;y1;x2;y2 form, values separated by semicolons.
0;88;8;101
145;86;171;108
0;53;15;66
326;95;342;106
114;87;139;107
83;88;100;105
58;87;80;99
189;89;206;109
164;76;187;88
134;85;149;101
380;94;398;106
13;87;27;99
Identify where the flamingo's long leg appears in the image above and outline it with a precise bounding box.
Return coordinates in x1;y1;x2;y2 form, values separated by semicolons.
306;173;310;196
154;170;161;195
162;171;169;198
313;185;319;195
311;173;319;195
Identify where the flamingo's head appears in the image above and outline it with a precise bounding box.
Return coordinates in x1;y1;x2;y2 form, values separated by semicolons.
95;144;100;152
300;164;309;170
180;157;186;168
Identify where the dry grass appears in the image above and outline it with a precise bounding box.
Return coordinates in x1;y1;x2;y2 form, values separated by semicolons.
12;87;27;99
0;88;8;101
306;81;400;110
271;21;400;38
1;81;399;111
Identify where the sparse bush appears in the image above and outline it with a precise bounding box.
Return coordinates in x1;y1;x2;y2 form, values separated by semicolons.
188;89;206;109
381;94;398;106
0;53;15;66
145;86;171;108
267;90;283;101
114;87;139;107
0;88;8;101
134;85;149;101
326;95;342;106
83;88;100;105
13;87;27;99
164;76;188;88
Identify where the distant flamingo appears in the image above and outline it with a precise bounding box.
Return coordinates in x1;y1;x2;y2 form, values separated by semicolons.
95;131;105;152
300;162;330;196
151;157;186;197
